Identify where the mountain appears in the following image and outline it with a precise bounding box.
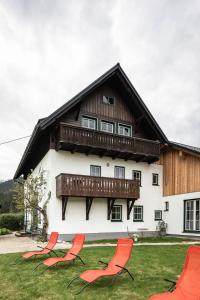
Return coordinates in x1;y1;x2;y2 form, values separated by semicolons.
0;180;16;213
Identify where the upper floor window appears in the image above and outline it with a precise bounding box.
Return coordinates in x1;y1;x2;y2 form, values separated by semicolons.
90;165;101;177
118;124;132;137
103;96;115;105
101;121;114;133
152;173;159;186
133;170;141;186
114;166;125;179
81;116;97;130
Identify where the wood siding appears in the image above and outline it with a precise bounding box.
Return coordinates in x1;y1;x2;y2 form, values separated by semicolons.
159;149;200;196
61;82;147;139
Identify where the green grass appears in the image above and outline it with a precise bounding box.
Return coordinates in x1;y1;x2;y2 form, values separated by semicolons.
0;228;11;235
0;245;197;300
85;236;199;244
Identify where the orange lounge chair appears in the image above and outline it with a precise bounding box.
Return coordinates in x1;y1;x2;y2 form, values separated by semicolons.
14;232;59;264
148;246;200;300
33;234;85;273
67;238;134;295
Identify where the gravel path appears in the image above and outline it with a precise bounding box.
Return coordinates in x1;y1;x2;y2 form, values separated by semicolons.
0;233;200;254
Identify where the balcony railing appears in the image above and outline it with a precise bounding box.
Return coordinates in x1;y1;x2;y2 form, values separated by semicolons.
56;173;140;199
56;123;160;162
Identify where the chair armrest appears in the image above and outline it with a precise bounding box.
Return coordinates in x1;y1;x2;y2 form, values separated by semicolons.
164;279;176;292
98;260;108;266
37;245;44;250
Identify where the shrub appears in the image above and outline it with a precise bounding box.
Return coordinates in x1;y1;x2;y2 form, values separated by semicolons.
0;213;24;230
0;228;11;235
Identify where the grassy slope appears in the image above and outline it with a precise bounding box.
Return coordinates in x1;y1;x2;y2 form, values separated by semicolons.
0;245;195;300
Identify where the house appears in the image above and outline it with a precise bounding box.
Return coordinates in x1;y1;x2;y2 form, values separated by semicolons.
14;63;200;240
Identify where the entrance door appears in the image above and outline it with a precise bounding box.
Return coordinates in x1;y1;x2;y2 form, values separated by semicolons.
185;199;200;232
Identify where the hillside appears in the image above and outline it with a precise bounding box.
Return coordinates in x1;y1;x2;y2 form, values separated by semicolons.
0;180;16;213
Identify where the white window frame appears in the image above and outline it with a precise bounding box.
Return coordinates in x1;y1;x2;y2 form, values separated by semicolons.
100;121;114;133
133;170;142;186
154;210;162;221
111;205;122;222
133;206;143;222
114;166;125;179
90;165;101;177
81;116;97;130
118;124;132;137
184;199;200;232
152;173;159;186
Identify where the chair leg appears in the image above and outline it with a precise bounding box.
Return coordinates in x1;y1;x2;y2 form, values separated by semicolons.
32;262;43;273
74;282;91;295
125;269;134;281
77;255;85;265
66;276;80;288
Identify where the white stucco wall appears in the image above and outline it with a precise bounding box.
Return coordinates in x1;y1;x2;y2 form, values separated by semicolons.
162;192;200;236
36;149;163;236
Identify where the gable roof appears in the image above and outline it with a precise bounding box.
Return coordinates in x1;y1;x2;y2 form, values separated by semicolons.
169;141;200;156
14;63;168;179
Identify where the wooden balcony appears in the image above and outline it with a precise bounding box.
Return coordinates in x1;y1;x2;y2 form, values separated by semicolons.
56;173;140;199
55;123;160;163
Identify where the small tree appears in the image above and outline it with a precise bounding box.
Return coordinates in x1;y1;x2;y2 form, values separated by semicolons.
14;170;50;241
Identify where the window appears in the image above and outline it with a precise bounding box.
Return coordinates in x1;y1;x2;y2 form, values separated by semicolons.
154;210;162;221
133;206;143;222
118;124;132;137
184;199;200;232
111;205;122;221
90;165;101;177
164;201;169;211
152;173;159;186
101;121;114;133
81;117;97;130
133;170;141;186
114;166;125;179
103;95;115;105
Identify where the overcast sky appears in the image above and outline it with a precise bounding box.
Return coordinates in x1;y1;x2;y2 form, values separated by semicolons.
0;0;200;180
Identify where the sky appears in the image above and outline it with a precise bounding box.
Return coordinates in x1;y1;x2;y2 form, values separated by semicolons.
0;0;200;180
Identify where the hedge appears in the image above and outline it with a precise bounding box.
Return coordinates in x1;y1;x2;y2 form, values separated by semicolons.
0;213;24;231
0;228;11;235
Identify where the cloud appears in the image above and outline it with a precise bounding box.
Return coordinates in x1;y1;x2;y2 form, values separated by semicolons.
0;0;200;179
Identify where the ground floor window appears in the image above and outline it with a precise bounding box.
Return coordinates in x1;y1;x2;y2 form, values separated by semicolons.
184;199;200;232
154;210;162;221
133;206;143;222
111;205;122;222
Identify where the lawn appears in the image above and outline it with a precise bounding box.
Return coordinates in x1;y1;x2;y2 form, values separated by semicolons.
0;245;194;300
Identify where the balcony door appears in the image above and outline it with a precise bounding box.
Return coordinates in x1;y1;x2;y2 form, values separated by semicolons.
184;199;200;232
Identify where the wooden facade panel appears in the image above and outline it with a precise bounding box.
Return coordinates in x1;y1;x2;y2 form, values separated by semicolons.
61;83;148;139
159;149;200;196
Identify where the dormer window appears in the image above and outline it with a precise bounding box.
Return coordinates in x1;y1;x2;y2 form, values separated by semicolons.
103;96;115;105
81;116;97;130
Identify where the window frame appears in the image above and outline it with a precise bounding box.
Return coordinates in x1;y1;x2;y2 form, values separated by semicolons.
81;116;97;130
152;173;159;186
100;120;114;134
111;205;122;222
133;170;142;186
133;206;143;222
154;210;162;221
102;95;115;105
118;123;132;137
164;201;169;212
90;165;101;177
114;166;125;179
184;199;200;233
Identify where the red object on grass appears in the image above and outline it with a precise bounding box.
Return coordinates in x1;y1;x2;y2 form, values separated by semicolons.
148;246;200;300
23;231;59;259
42;234;85;267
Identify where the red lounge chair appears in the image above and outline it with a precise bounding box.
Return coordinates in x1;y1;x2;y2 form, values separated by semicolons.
22;231;59;260
148;246;200;300
33;234;85;273
67;238;134;295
